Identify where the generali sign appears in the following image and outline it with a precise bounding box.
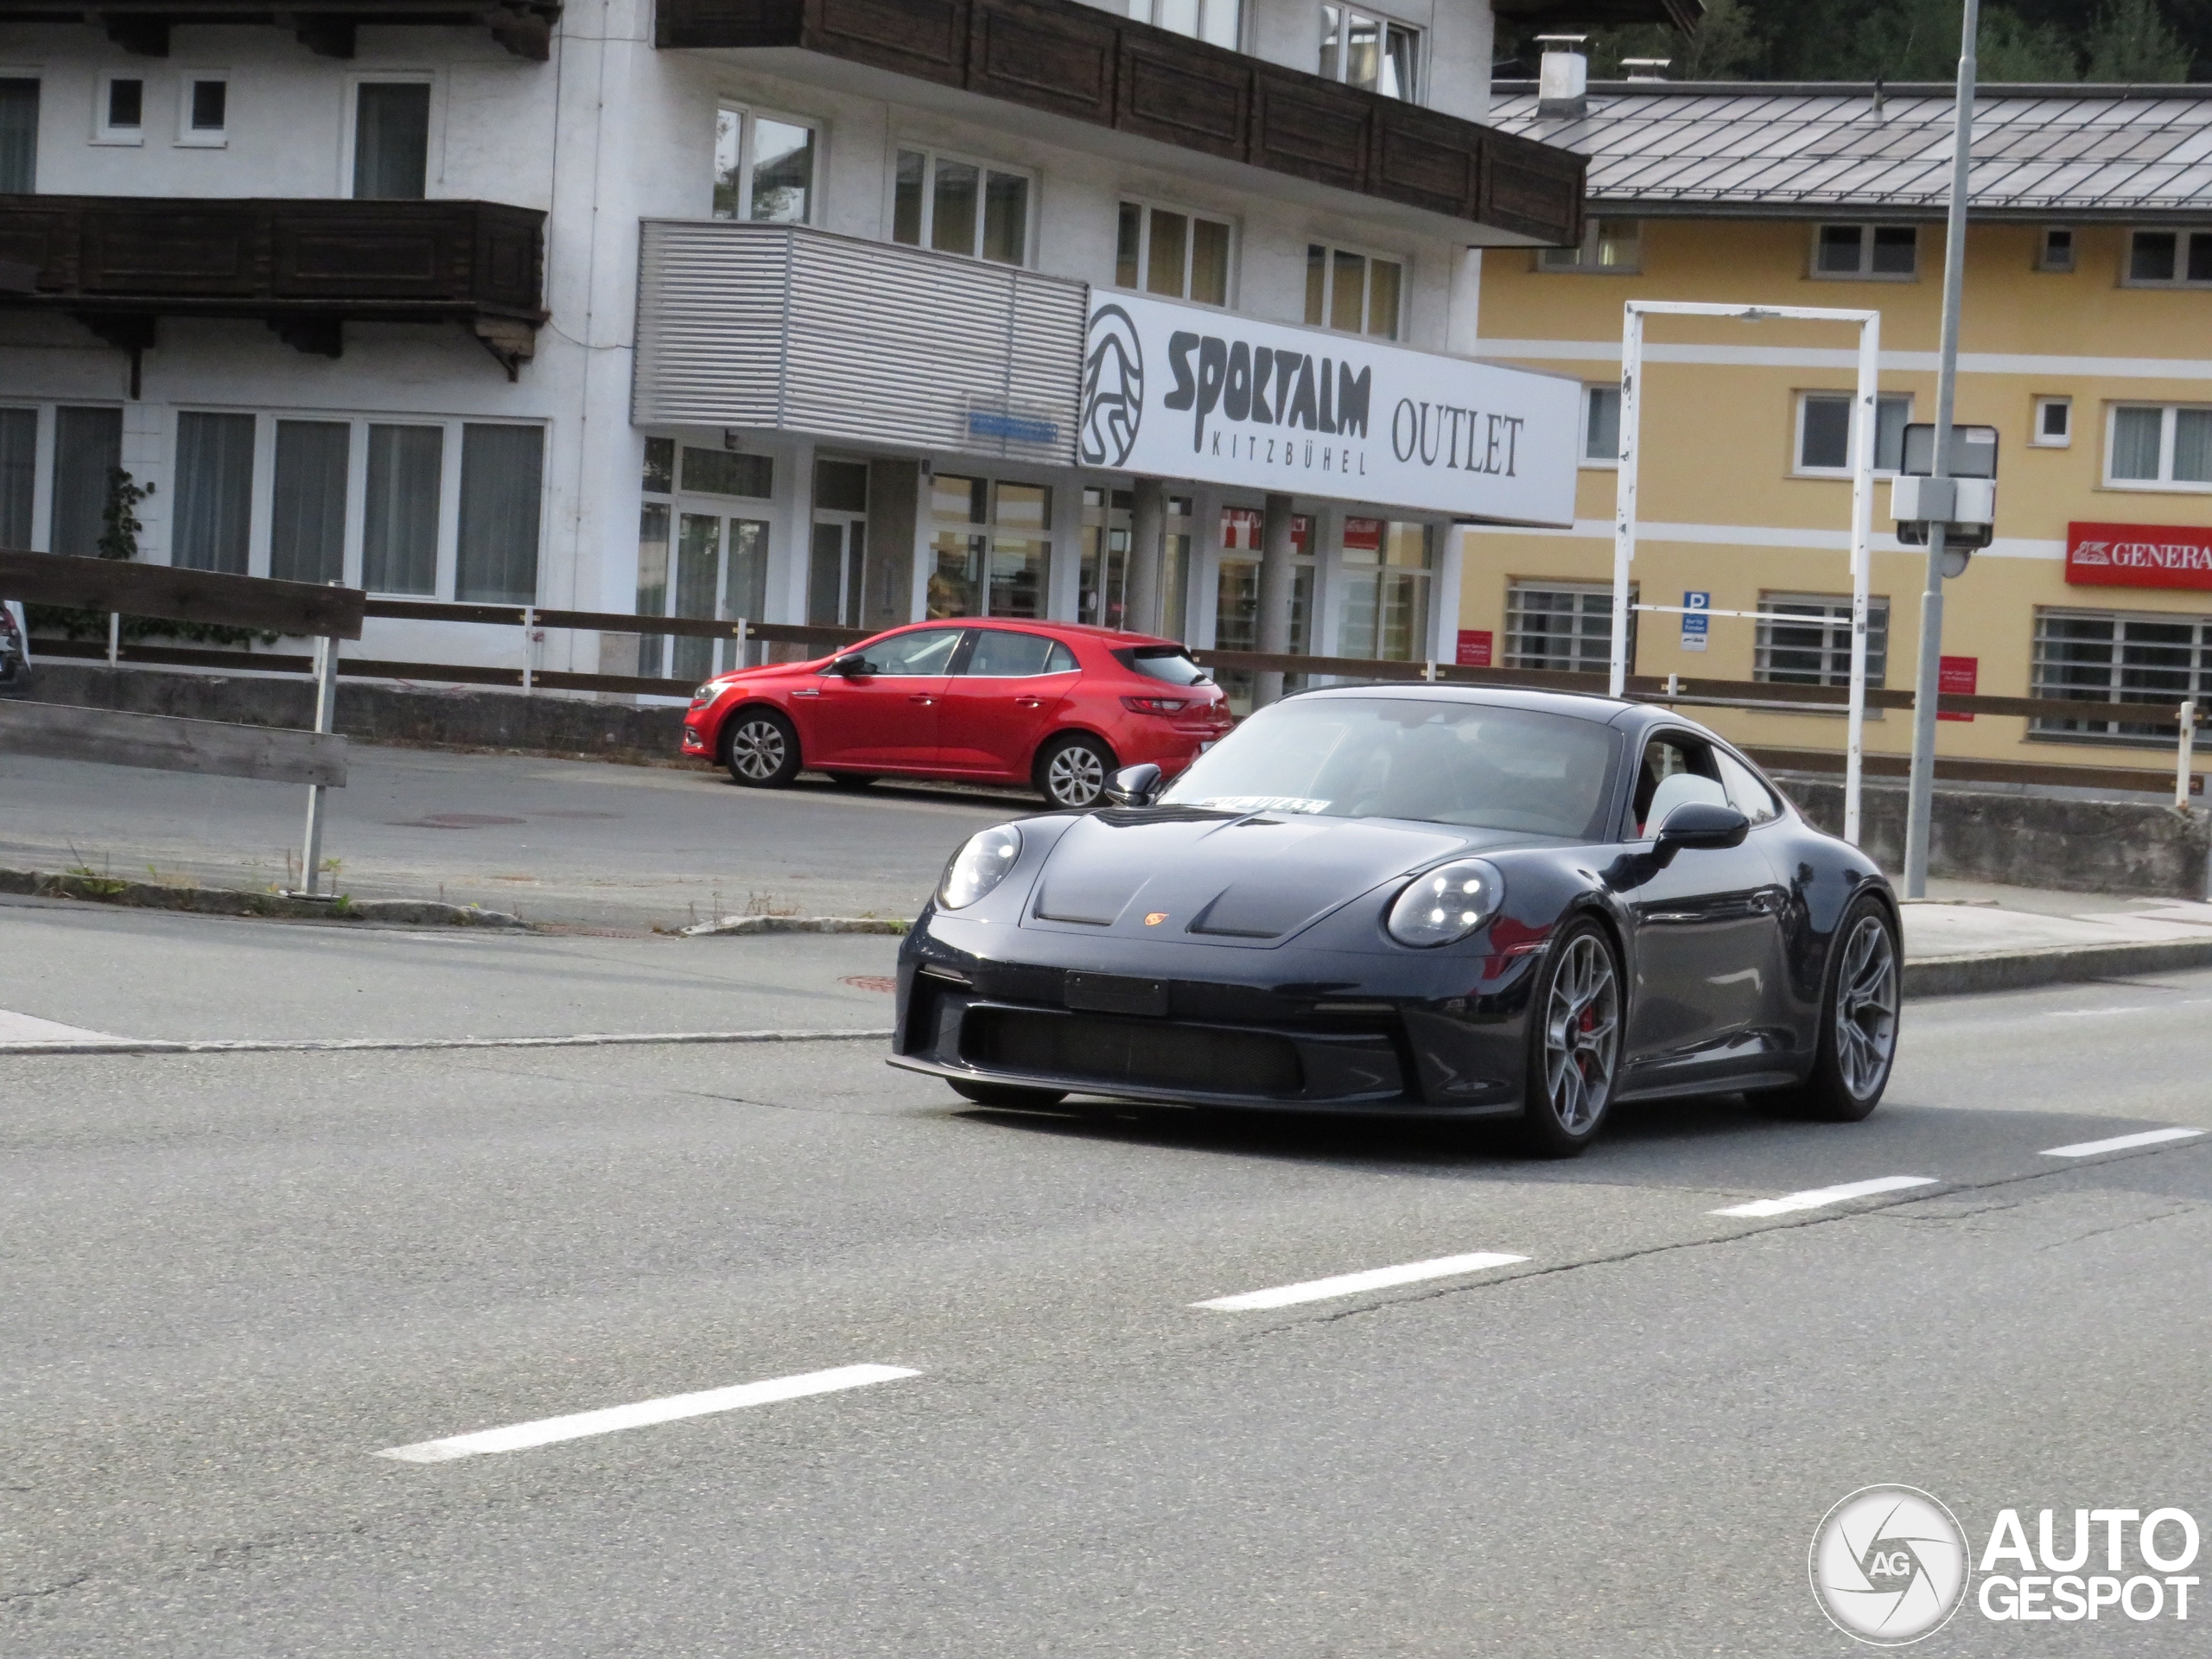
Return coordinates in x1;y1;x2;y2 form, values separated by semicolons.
2066;521;2212;590
1079;291;1580;526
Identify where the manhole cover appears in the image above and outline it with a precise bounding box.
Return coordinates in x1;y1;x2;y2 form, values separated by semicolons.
389;814;528;829
841;976;898;994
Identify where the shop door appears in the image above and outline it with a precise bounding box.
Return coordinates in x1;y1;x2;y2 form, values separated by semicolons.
809;459;869;628
670;512;770;681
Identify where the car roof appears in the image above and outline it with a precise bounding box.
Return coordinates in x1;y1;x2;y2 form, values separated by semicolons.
1285;682;1746;744
884;618;1182;649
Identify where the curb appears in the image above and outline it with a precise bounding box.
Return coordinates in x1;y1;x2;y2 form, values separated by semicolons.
683;915;908;937
0;868;527;929
1904;936;2212;998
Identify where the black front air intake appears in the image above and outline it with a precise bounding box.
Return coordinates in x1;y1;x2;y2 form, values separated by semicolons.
963;1007;1302;1098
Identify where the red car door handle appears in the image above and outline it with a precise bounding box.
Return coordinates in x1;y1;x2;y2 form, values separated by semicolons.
1014;696;1044;708
910;695;934;705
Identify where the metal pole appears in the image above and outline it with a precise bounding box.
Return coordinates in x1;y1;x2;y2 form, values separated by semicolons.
521;604;536;693
1844;313;1879;847
297;632;339;897
1903;0;1979;899
106;612;119;665
1611;304;1644;698
2178;699;2197;810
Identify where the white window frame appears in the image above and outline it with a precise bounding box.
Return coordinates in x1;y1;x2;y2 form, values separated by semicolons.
1580;384;1621;469
1753;592;1891;691
2031;395;2073;448
1318;4;1422;103
1114;197;1236;307
1305;238;1407;340
341;73;436;200
1810;222;1920;282
890;143;1036;267
1503;579;1635;675
92;69;145;145
2123;226;2212;289
2036;226;2075;273
711;103;820;226
175;72;227;148
1537;218;1643;275
2032;606;2212;744
1130;0;1241;49
2103;401;2212;492
1793;390;1912;478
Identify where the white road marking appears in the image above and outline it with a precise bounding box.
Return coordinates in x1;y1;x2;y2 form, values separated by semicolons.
0;1008;126;1046
375;1363;920;1464
0;1027;893;1057
2049;1007;2145;1019
1193;1251;1529;1312
2039;1127;2205;1159
1711;1176;1940;1218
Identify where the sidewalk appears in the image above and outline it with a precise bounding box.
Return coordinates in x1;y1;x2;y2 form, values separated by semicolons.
1904;879;2212;995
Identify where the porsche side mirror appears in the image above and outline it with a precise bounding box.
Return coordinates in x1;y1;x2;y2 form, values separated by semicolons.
1103;763;1163;807
1656;801;1750;856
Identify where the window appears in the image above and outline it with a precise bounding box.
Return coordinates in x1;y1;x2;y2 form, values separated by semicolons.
1795;391;1911;475
2107;404;2212;489
680;444;773;499
269;421;348;585
962;630;1077;677
1213;507;1313;711
1305;243;1402;339
2031;396;2073;448
1538;219;1642;275
454;424;543;604
808;457;868;629
2037;226;2075;273
1319;6;1419;101
1129;0;1240;48
1337;518;1431;662
850;627;963;676
50;406;122;559
1116;201;1230;305
172;411;256;575
2032;607;2212;744
637;436;768;680
712;107;816;224
0;78;38;191
927;475;1050;619
1754;594;1889;690
1581;385;1621;467
353;80;429;200
894;149;1029;266
1713;749;1780;824
2126;228;2212;288
179;76;226;146
0;407;35;549
1814;223;1917;279
363;424;442;594
1503;581;1633;675
95;73;143;144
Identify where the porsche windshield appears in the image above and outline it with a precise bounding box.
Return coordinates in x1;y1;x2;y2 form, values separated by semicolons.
1159;698;1618;838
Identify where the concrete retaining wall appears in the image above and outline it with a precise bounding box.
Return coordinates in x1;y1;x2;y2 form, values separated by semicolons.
1786;778;2211;900
17;663;690;765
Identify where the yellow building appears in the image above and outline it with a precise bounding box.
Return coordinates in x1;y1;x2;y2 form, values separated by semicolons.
1467;71;2212;786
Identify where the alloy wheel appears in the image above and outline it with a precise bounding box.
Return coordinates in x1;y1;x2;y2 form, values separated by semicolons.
728;718;787;782
1834;913;1899;1100
1045;742;1107;808
1542;933;1620;1135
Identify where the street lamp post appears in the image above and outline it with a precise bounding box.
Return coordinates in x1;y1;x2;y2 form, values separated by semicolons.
1902;0;1980;899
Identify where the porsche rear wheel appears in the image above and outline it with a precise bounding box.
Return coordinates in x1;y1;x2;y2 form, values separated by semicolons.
948;1077;1069;1109
1516;921;1622;1158
723;709;802;788
1760;896;1899;1122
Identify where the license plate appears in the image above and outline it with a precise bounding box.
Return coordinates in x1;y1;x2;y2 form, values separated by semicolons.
1065;972;1170;1018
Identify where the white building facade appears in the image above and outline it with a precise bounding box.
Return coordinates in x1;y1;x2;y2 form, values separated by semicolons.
0;0;1674;702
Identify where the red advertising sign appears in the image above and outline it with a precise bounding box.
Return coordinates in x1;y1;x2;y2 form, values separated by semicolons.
1457;629;1494;668
1938;655;1977;722
2066;522;2212;590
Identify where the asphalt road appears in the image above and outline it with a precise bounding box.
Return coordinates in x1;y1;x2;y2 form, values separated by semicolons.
0;746;1021;928
6;902;2210;1655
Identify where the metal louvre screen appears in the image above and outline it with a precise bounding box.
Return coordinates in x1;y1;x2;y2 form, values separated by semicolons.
634;221;1083;466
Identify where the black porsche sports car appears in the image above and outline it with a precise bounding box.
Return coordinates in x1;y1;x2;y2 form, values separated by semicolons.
890;685;1900;1155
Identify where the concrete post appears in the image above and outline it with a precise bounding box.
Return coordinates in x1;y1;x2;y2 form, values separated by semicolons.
1126;477;1165;636
1255;491;1296;708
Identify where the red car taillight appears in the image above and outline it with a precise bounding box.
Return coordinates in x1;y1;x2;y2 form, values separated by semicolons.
1121;696;1189;715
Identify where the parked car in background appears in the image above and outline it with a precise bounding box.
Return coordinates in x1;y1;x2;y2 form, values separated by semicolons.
0;600;29;694
683;620;1234;809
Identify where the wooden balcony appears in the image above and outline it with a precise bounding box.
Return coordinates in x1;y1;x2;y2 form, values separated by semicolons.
655;0;1588;244
0;0;562;60
0;195;546;377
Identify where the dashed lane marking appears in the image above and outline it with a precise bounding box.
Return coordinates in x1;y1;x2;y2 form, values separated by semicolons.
2039;1127;2205;1158
0;1008;127;1046
1193;1251;1529;1312
374;1363;921;1464
1710;1176;1941;1218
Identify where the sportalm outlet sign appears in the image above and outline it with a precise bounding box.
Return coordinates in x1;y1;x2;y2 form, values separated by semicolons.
1079;291;1580;525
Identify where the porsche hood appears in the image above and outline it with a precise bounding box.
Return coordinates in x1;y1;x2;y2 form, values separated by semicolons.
1027;810;1528;945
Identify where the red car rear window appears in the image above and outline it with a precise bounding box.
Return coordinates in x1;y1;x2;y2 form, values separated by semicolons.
1112;646;1211;687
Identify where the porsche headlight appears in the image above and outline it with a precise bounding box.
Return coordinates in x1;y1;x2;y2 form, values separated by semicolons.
938;825;1022;910
1386;860;1503;948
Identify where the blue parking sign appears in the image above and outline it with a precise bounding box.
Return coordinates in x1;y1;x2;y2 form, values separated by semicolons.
1681;590;1710;653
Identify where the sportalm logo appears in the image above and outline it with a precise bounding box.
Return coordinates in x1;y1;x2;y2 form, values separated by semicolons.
1081;304;1144;467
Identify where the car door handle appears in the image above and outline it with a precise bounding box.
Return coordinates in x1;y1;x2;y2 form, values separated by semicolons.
909;695;935;706
1014;696;1045;708
1751;889;1785;913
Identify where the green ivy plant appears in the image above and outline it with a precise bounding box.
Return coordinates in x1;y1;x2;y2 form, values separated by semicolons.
28;467;274;648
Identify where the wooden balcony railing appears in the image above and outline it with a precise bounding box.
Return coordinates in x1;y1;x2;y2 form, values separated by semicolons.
0;1;562;60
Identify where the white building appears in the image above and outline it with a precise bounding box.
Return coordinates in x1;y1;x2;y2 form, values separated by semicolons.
0;0;1681;706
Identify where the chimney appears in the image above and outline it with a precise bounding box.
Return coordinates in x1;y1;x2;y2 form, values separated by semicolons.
1622;58;1671;82
1536;35;1588;118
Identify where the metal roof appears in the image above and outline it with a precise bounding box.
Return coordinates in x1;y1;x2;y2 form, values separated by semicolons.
1488;81;2212;219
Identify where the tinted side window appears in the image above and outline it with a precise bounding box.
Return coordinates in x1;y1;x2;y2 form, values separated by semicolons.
846;627;962;675
1114;645;1211;685
963;630;1065;677
1630;734;1726;836
1714;749;1781;824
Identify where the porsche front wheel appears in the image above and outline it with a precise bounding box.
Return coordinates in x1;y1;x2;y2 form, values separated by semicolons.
1516;921;1623;1158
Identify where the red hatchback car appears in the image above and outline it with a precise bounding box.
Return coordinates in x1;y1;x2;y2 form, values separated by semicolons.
683;619;1235;808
